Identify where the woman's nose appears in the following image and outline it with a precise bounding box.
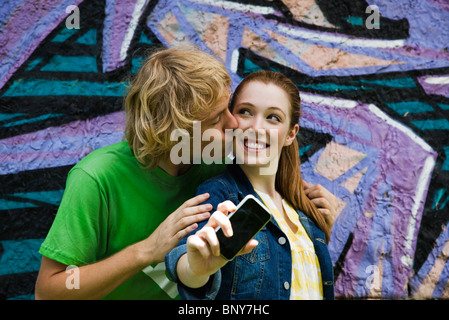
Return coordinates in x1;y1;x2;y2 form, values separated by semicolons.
249;115;265;131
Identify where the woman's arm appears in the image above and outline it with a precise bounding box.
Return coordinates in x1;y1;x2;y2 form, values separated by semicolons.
176;201;258;289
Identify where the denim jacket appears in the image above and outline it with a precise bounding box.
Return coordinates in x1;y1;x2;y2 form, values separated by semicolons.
165;165;335;300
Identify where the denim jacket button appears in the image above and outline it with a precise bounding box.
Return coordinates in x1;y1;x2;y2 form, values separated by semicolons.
283;282;290;290
278;237;287;245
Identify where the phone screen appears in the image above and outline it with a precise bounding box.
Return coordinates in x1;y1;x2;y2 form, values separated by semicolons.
216;195;271;260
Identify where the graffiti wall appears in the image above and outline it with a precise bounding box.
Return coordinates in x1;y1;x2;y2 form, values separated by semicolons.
1;0;448;299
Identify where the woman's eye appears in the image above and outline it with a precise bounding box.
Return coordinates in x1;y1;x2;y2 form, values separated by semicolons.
239;109;251;116
268;114;281;122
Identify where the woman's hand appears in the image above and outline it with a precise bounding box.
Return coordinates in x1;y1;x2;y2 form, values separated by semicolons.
178;200;258;288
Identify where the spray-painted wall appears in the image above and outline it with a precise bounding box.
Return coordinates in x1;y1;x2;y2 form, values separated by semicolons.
1;0;448;299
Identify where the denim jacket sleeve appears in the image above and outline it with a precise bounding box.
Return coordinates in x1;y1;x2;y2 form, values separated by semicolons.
165;243;223;300
165;176;233;300
166;164;335;300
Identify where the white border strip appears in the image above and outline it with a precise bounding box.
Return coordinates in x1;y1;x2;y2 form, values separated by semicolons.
402;155;436;266
424;76;449;85
277;25;405;48
368;104;434;153
300;92;358;109
190;0;276;15
120;0;149;60
367;104;436;267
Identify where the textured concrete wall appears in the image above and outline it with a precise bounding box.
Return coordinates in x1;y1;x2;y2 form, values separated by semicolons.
1;0;449;299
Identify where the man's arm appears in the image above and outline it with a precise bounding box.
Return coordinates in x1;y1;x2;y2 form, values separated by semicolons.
35;240;150;300
35;193;212;300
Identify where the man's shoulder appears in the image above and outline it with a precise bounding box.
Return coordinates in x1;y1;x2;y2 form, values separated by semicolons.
71;141;138;177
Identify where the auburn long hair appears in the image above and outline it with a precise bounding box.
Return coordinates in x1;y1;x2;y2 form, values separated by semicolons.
230;71;331;243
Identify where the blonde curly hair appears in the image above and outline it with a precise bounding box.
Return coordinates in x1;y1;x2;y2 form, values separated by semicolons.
124;47;231;169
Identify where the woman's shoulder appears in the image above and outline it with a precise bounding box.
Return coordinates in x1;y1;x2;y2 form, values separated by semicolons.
195;165;242;208
197;165;237;189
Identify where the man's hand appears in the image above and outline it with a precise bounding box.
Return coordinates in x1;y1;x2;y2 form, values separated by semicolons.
138;193;213;265
304;181;337;231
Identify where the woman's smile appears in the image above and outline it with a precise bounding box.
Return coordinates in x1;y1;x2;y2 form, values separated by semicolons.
243;138;270;152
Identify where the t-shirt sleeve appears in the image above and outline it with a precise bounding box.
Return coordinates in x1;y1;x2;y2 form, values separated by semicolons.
39;168;108;267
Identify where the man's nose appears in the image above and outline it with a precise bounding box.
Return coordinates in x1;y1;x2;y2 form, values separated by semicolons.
223;108;238;130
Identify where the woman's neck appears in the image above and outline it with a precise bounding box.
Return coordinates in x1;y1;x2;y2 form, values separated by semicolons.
239;164;277;198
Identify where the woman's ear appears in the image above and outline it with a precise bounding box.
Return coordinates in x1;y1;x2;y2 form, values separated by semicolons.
284;124;299;146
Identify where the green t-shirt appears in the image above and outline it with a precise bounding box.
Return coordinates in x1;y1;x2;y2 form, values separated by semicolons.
39;141;225;300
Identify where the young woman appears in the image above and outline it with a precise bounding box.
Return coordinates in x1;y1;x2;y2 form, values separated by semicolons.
166;70;334;300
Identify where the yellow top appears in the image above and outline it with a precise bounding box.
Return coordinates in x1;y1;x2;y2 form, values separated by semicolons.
256;190;323;300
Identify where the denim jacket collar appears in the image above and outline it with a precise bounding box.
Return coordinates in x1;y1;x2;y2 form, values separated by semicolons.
225;164;335;300
227;165;315;241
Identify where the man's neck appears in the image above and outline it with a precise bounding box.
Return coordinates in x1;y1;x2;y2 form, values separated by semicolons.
157;159;193;177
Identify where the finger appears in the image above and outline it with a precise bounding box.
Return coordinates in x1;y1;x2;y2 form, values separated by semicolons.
308;186;337;210
310;197;330;210
305;185;325;199
318;208;336;228
307;186;337;207
308;184;333;200
238;239;259;255
174;208;211;229
318;207;336;219
187;234;211;258
182;203;213;216
173;202;213;232
174;222;200;240
216;200;237;215
207;210;233;237
172;210;211;241
182;193;210;208
303;180;311;190
197;226;220;256
317;208;332;218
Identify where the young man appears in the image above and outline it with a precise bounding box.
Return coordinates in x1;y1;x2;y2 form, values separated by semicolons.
35;47;336;300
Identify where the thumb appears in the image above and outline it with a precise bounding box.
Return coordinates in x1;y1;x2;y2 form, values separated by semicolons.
238;239;259;255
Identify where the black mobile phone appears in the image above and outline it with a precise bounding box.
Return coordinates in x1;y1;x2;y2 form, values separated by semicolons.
215;195;271;261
